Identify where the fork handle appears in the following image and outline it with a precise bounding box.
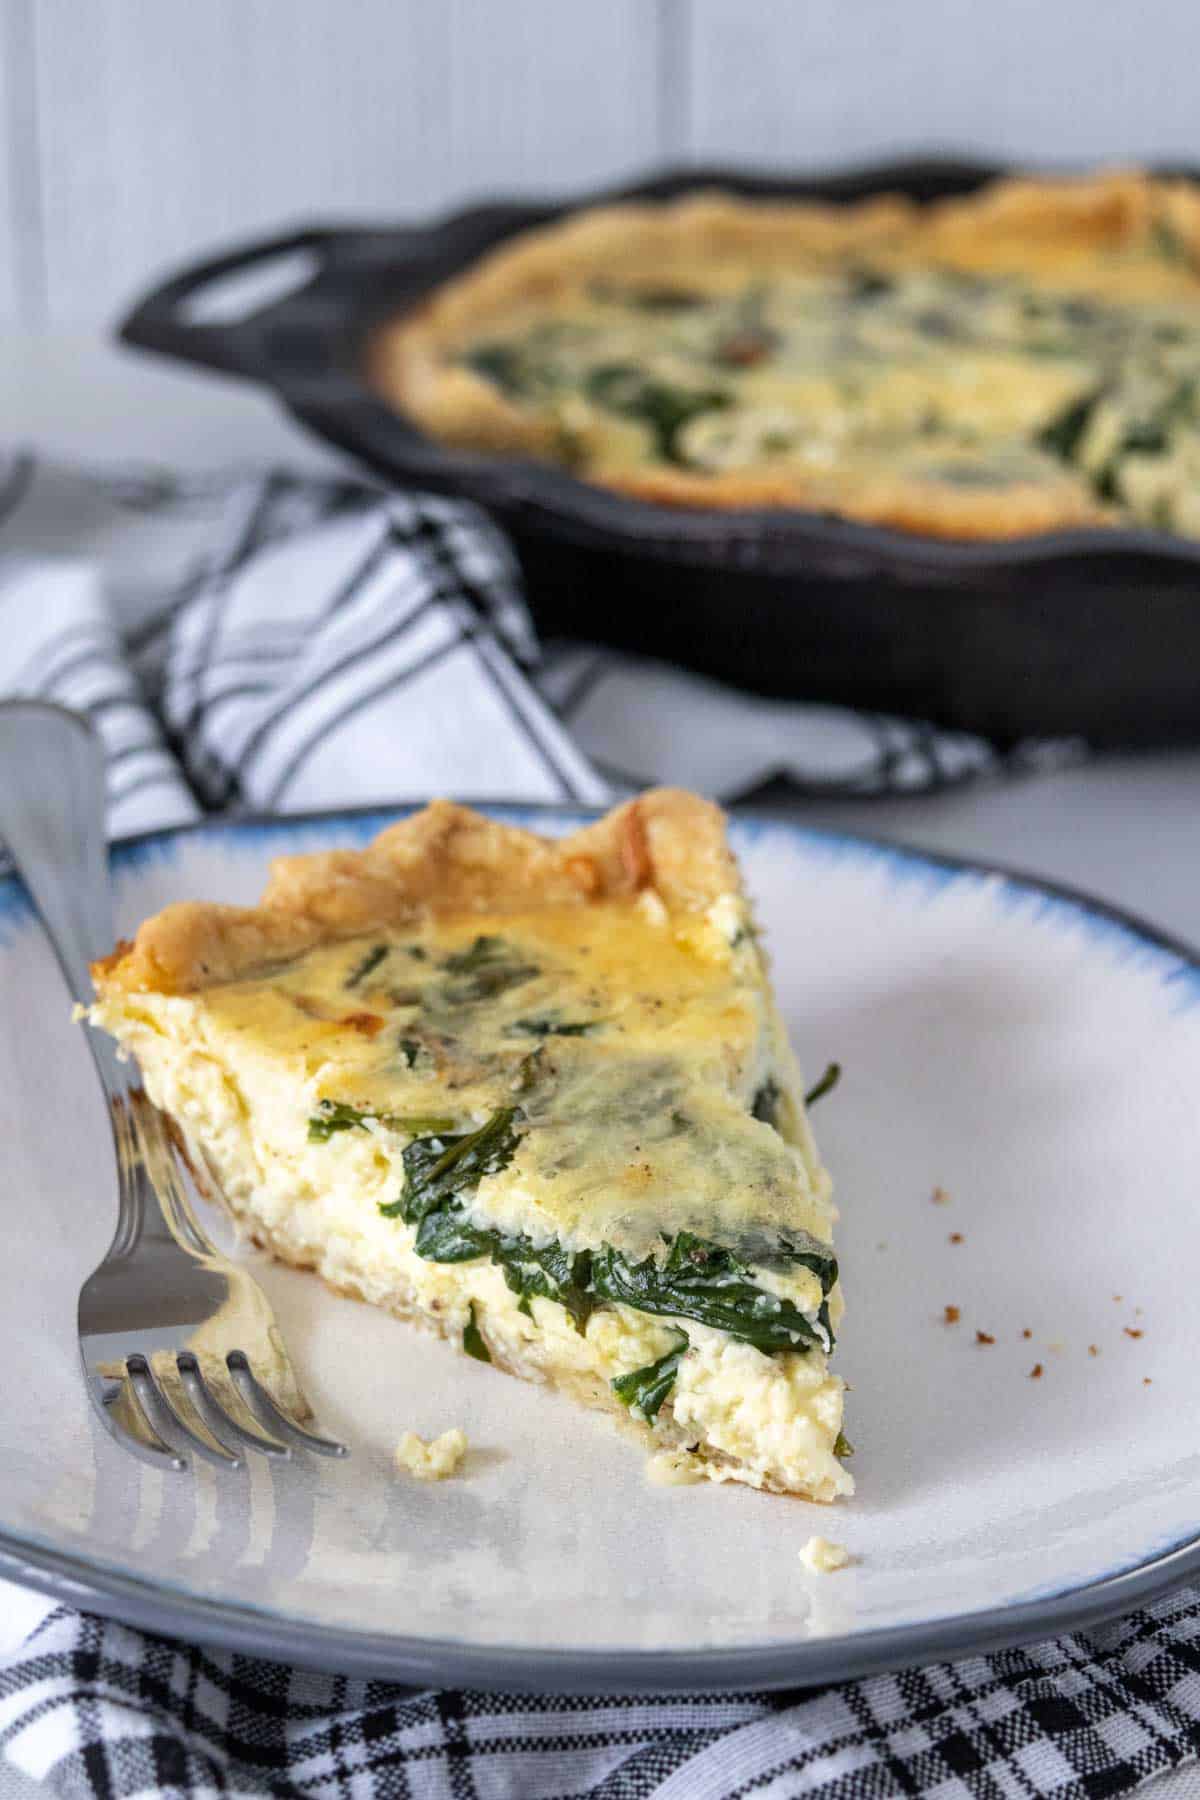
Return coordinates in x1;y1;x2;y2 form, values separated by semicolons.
0;701;128;1091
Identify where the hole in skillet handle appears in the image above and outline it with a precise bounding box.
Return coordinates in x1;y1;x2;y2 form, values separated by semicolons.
118;227;342;380
179;248;324;328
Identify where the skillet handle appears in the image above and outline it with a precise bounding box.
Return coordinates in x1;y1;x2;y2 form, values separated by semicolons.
118;226;344;378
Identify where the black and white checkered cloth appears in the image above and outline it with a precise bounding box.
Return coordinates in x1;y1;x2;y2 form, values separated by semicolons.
0;452;1180;1800
4;1591;1200;1797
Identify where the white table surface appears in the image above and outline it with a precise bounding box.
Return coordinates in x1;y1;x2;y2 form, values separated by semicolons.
2;331;1199;1796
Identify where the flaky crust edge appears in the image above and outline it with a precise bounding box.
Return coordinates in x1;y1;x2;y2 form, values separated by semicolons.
91;789;738;997
368;168;1200;539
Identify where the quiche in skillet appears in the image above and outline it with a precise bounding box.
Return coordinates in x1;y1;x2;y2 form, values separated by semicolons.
372;170;1200;539
87;793;852;1500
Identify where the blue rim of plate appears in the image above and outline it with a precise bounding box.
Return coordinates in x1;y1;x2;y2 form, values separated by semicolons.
2;799;1199;1693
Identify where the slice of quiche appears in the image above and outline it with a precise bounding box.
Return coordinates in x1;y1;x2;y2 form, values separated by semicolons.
88;791;851;1500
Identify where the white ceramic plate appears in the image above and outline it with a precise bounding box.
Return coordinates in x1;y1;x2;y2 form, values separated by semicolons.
2;806;1199;1691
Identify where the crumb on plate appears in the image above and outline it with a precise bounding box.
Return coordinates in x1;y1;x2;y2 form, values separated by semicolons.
1022;1329;1032;1339
943;1305;960;1325
1030;1363;1044;1379
1125;1328;1144;1340
949;1232;964;1245
647;1448;704;1487
394;1428;468;1482
932;1187;950;1204
976;1331;995;1346
799;1536;851;1574
1088;1345;1099;1356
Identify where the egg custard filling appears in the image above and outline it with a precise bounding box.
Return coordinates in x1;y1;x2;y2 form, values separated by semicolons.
87;792;851;1500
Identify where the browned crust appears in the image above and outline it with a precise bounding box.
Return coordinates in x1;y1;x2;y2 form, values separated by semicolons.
367;169;1200;540
595;463;1111;540
92;789;736;996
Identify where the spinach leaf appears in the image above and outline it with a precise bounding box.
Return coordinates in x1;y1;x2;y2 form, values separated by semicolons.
344;943;388;990
1084;382;1194;500
834;1430;854;1458
383;1119;837;1356
805;1062;842;1107
463;1302;492;1363
439;936;540;1004
442;936;507;974
583;363;731;463
411;1198;593;1334
1038;388;1104;461
383;1109;594;1327
1118;420;1171;457
309;1101;456;1143
505;1016;601;1038
913;308;965;342
612;1334;688;1421
412;1208;496;1263
754;1062;840;1124
465;343;531;397
446;964;540;1003
846;267;893;301
1117;382;1195;458
383;1108;522;1221
752;1080;781;1127
308;1100;372;1141
754;1228;839;1292
590;1230;835;1354
493;1237;594;1330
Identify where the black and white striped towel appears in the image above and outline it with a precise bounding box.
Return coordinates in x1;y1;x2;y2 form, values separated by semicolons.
0;451;1019;842
5;454;1186;1800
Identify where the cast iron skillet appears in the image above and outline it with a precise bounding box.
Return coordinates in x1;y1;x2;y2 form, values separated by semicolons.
119;158;1200;746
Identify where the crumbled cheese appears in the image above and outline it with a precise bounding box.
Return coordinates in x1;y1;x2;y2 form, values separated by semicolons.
394;1428;468;1481
799;1535;850;1574
671;1325;851;1500
647;1448;704;1486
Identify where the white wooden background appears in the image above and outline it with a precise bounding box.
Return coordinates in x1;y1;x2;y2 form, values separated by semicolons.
3;0;1199;328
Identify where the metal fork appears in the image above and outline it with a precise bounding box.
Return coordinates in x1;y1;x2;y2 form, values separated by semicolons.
0;701;347;1471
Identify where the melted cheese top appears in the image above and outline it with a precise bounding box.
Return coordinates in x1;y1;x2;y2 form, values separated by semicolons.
183;899;831;1261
